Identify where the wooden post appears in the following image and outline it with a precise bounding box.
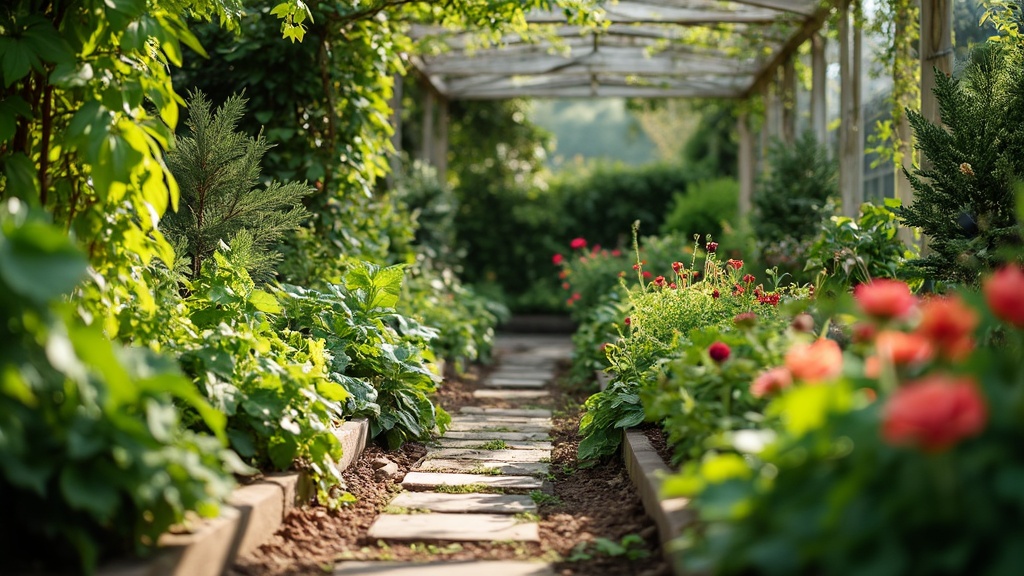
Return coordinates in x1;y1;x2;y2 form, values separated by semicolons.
782;57;796;143
435;95;449;184
421;88;435;165
920;0;953;131
811;32;827;147
894;4;916;243
838;0;864;218
738;112;755;217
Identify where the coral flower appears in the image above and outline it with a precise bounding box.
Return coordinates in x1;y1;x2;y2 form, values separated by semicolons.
726;259;743;270
875;330;935;366
570;237;587;250
785;339;843;382
882;374;987;451
916;296;978;360
708;341;731;363
552;253;564;265
984;266;1024;328
750;367;793;398
854;279;917;320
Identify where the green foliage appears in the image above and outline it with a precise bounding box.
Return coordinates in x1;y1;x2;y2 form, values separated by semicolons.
899;44;1024;285
162;91;310;281
753;131;838;245
805;199;919;296
661;178;739;249
0;200;240;573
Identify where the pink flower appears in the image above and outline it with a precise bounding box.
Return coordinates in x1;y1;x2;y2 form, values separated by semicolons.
916;296;978;361
984;266;1024;328
785;339;843;382
570;237;587;250
750;367;793;397
882;374;987;451
552;253;564;265
708;341;730;363
854;279;917;321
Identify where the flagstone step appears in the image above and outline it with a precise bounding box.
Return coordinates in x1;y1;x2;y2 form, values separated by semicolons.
416;459;549;476
335;561;555;576
425;448;550;463
402;472;546;492
367;513;539;543
460;407;552;418
388;491;536;514
472;389;550;401
442;430;550;442
483;377;547;389
432;438;553;451
446;421;549;433
449;415;552;426
488;370;554;380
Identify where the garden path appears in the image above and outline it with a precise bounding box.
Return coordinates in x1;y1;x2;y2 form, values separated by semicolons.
335;334;573;576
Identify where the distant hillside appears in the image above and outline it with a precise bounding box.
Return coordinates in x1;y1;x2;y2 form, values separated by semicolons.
529;98;659;169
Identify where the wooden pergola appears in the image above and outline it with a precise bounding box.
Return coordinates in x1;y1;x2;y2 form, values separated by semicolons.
400;0;954;218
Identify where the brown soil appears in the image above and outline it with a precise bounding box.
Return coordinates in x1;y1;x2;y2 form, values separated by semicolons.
230;351;669;576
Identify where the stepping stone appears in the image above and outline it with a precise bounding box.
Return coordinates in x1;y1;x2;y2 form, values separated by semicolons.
442;431;550;442
449;414;552;425
388;491;536;514
425;448;550;463
489;371;554;381
446;421;549;433
460;407;552;418
335;561;555;575
417;459;549;476
402;472;545;491
367;513;539;543
433;438;553;451
485;377;547;389
473;389;549;400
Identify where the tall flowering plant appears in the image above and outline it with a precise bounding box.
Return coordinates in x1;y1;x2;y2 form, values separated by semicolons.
664;268;1024;576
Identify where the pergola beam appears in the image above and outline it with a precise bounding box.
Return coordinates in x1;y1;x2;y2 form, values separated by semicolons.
525;1;785;25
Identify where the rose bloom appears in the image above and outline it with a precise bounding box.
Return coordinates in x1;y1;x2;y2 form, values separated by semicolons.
882;374;987;452
984;265;1024;328
875;330;935;366
916;296;978;360
552;253;564;265
570;237;587;250
854;279;917;320
785;339;843;382
750;367;793;397
708;341;731;363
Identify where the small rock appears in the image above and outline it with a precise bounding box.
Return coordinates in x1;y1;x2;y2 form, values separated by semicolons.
371;457;393;470
373;461;400;481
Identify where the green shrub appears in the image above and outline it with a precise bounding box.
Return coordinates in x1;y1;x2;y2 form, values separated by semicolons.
0;200;241;573
753;131;837;245
661;178;739;241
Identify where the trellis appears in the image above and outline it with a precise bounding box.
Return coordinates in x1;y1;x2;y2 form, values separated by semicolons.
402;0;954;217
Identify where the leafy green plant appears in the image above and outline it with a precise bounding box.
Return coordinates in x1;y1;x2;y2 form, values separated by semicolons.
568;534;651;561
0;200;242;573
661;177;739;241
162;91;311;281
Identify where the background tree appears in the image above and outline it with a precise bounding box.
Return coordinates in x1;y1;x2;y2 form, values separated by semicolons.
162;91;310;281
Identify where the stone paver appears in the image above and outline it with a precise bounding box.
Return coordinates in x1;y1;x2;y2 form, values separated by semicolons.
388;492;536;514
335;561;555;575
442;430;550;441
449;414;552;425
472;389;549;400
433;438;553;451
484;377;547;389
367;513;539;543
447;421;549;433
401;471;545;491
460;407;552;418
488;369;554;380
417;459;549;476
425;448;550;462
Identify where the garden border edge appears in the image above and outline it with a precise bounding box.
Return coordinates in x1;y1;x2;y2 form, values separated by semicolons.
98;417;370;576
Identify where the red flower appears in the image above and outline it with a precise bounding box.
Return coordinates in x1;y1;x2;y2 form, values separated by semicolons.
712;289;720;299
882;374;987;451
875;330;935;366
790;313;815;333
642;271;652;279
624;317;631;326
612;249;622;257
852;322;877;344
692;271;700;279
854;279;917;320
552;253;564;265
562;282;570;290
742;273;756;284
732;283;745;296
708;341;730;363
706;241;719;253
750;367;793;397
653;275;667;288
726;259;743;270
672;261;683;274
916;296;978;360
570;237;587;250
984;266;1024;328
669;282;678;290
785;339;843;382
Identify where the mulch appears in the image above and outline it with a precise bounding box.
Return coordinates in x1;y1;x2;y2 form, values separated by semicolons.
230;352;671;576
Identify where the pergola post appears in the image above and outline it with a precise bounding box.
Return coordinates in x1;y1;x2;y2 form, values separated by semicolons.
838;0;864;218
434;95;449;184
811;32;827;147
738;112;755;217
920;1;953;137
760;82;772;165
895;4;916;243
421;87;435;166
782;57;796;143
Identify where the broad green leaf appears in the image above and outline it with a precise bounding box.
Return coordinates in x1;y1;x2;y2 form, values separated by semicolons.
248;289;282;314
267;435;298;470
0;209;86;303
0;95;31;143
60;466;120;522
0;38;35;87
2;152;40;201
